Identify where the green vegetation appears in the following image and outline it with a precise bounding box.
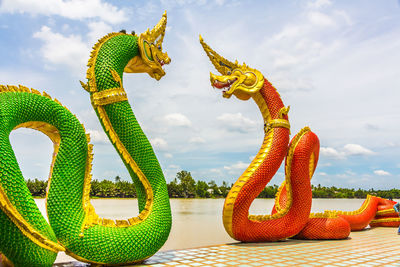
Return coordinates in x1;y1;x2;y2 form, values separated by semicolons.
26;171;400;199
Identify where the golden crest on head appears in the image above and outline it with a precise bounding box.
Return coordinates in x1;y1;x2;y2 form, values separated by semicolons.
199;35;264;100
124;11;171;81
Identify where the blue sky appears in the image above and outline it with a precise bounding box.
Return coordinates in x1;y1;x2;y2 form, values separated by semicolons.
0;0;399;189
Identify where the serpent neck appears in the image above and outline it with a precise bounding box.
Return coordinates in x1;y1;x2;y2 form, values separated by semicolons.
86;33;155;214
90;34;138;93
252;78;287;124
51;34;171;262
244;78;288;184
79;32;170;232
222;78;290;238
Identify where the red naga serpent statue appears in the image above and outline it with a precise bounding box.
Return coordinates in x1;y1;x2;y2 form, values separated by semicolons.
199;36;399;241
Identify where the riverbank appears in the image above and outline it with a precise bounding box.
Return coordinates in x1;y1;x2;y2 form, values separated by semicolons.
32;196;400;200
26;177;400;199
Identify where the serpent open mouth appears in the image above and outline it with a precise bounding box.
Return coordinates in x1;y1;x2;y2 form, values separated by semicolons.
156;55;165;66
212;78;237;96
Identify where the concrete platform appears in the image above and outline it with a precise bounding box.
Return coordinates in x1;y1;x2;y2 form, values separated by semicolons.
3;227;400;266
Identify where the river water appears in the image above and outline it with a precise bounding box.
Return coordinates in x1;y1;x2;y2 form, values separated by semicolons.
34;198;371;252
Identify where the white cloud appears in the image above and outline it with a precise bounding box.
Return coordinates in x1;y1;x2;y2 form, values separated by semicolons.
272;24;304;42
345;170;356;176
337;170;355;178
319;162;332;167
150;137;168;151
373;170;391;176
164;113;192;127
365;123;379;130
317;172;327;176
307;11;335;27
0;69;46;88
217;113;256;133
132;1;158;20
33;20;117;73
273;75;314;91
343;144;374;156
273;54;300;69
320;147;345;159
164;164;181;180
168;164;180;169
189;137;206;144
321;144;374;159
347;176;371;184
210;168;223;175
224;162;248;170
0;0;127;24
333;10;353;25
384;142;398;148
307;0;332;9
33;26;88;73
87;21;113;43
87;129;108;143
224;161;248;171
257;1;351;77
164;153;173;158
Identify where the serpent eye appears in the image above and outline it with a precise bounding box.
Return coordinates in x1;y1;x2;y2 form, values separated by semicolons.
143;40;154;61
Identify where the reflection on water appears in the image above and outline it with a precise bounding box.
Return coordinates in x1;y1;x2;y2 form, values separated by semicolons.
35;198;371;252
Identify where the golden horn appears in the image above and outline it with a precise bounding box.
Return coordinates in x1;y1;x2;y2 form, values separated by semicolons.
149;11;167;45
199;35;239;75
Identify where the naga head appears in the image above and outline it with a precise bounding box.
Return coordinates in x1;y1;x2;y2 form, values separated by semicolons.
199;35;264;100
124;11;171;81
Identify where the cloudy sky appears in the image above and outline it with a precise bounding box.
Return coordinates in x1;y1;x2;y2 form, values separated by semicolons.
0;0;399;189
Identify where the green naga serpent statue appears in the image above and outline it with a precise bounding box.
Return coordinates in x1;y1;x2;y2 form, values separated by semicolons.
0;12;172;267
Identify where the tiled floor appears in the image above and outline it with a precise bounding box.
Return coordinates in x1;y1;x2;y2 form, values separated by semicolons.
134;227;400;267
8;227;400;266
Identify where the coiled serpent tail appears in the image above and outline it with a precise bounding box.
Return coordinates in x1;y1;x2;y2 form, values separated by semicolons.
225;81;321;242
0;13;172;267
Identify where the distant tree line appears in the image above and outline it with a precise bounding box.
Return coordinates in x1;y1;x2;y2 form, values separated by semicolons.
26;171;400;199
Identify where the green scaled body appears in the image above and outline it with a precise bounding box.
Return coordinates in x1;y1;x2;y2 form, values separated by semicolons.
0;90;61;267
0;32;172;266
